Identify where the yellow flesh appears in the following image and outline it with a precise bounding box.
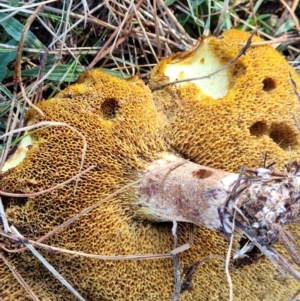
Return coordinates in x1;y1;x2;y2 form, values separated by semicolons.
2;135;33;172
164;38;230;99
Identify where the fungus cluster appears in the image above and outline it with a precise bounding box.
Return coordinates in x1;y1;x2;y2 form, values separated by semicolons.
1;30;300;301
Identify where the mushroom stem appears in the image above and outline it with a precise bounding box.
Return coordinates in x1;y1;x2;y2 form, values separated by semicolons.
136;154;300;248
136;153;237;231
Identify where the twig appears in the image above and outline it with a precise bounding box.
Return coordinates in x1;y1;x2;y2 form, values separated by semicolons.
0;166;95;198
57;0;73;60
157;0;194;45
280;230;300;268
180;256;224;294
278;0;300;33
249;0;258;35
239;36;300;47
292;112;300;133
87;0;144;69
225;209;236;301
288;287;300;301
290;72;300;103
0;196;9;233
153;0;162;58
0;121;88;195
10;226;86;301
0;252;41;301
0;0;55;13
0;230;189;261
171;221;181;301
0;102;21;172
213;0;229;36
240;224;300;281
14;3;45;117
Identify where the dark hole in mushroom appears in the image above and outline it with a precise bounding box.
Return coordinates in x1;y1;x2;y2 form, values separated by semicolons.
269;122;299;151
101;98;120;120
249;121;268;137
262;78;276;92
1;196;28;211
233;237;260;268
228;63;247;89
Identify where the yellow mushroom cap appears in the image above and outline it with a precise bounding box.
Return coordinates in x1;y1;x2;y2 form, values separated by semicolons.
0;64;300;300
149;29;300;172
0;70;173;300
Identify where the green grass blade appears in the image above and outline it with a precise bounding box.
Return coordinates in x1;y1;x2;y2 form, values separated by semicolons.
7;65;129;83
0;12;46;49
0;39;18;82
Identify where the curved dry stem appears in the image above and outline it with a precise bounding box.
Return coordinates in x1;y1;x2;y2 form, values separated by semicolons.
0;121;88;194
0;252;41;301
0;230;190;261
10;226;86;301
0;166;95;198
14;4;45;117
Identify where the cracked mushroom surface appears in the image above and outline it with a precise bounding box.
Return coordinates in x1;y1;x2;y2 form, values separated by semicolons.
149;29;300;172
0;36;300;300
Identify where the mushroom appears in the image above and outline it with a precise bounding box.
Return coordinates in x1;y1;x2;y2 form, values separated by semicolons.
1;30;300;301
149;29;300;172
